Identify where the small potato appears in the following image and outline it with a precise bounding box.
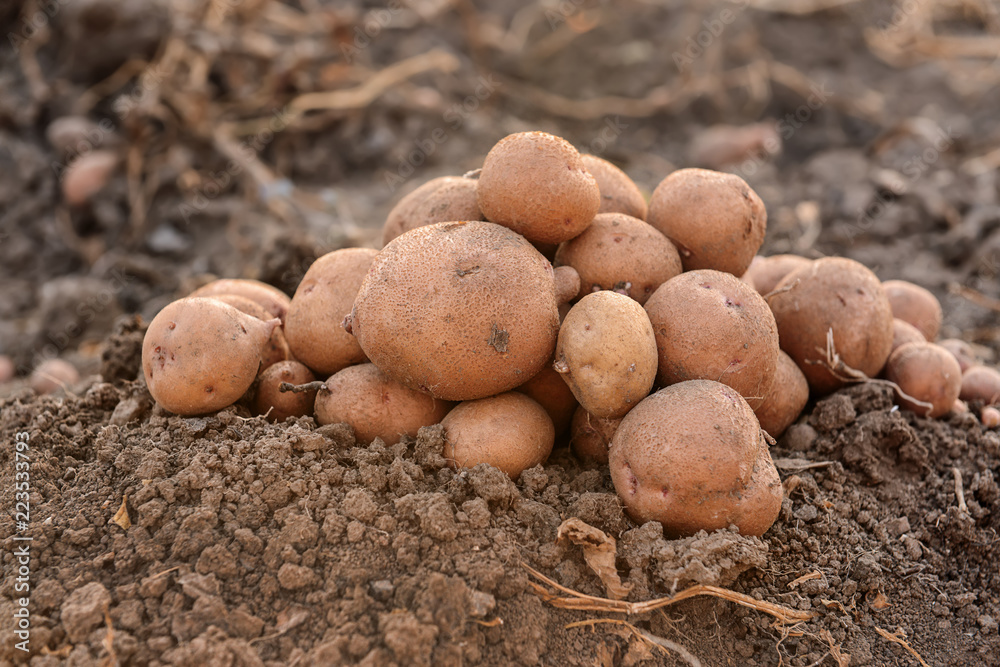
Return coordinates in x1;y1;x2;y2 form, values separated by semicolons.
754;351;809;438
646;168;766;276
208;294;292;370
554;212;682;305
645;270;779;410
142;298;278;415
768;257;894;395
30;359;80;394
315;363;453;445
890;318;926;355
515;363;578;437
581;154;648;220
553;265;581;305
939;339;977;373
554;291;658;419
0;355;15;384
190;278;291;321
982;406;1000;428
477;132;601;244
381;175;482;246
254;360;317;421
63;150;119;206
882;280;941;341
609;380;782;538
569;406;621;464
960;366;1000;405
285;248;377;376
742;254;811;296
885;342;961;418
442;392;554;479
348;221;561;401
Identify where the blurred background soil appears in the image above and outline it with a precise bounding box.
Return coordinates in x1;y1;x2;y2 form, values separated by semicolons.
1;0;1000;665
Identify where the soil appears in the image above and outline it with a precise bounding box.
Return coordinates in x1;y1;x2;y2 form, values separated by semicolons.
2;1;1000;666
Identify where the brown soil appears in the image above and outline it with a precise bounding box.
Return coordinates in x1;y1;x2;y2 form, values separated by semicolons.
2;1;1000;665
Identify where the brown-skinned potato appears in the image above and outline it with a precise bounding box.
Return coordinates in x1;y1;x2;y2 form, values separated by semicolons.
515;363;578;437
190;278;291;321
882;280;941;341
608;380;782;538
960;366;1000;405
569;406;621;464
285;248;377;376
554;291;658;419
477;132;600;244
939;339;977;373
30;359;80;394
885;342;961;418
442;392;554;479
767;257;893;395
208;294;292;370
580;154;648;220
982;406;1000;427
645;269;779;410
754;351;809;438
314;363;453;445
253;360;317;421
891;318;926;355
554;212;682;305
381;175;483;246
142;298;278;415
347;221;561;401
742;254;811;296
646;168;766;276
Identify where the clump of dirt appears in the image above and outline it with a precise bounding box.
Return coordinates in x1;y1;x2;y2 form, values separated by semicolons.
2;359;999;665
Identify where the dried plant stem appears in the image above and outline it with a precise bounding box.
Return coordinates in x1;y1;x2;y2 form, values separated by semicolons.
279;381;326;394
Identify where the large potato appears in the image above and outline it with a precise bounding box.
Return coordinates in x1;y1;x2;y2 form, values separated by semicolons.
645;269;779;410
381;175;482;246
554;212;682;305
315;363;453;444
767;257;893;395
554;291;658;419
142;298;277;415
477;132;600;244
347;221;561;401
581;154;648;220
885;342;961;418
646;168;766;276
190;278;291;321
442;392;554;479
285;248;377;376
608;380;782;538
754;351;809;438
882;280;942;341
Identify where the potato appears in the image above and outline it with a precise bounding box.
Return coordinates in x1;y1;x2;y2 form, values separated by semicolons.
768;257;893;395
285;248;377;376
884;342;961;418
742;254;811;296
569;406;621;464
645;269;778;410
581;154;648;220
515;363;578;437
554;291;658;419
381;175;482;246
754;351;809;438
30;359;80;394
0;355;16;384
442;392;554;478
208;294;292;370
608;380;782;537
253;360;317;422
63;150;118;206
315;363;453;445
646;168;766;276
190;278;291;321
553;265;581;305
554;212;682;305
939;339;977;373
960;366;1000;405
477;132;600;244
982;406;1000;428
142;298;278;415
348;221;560;401
882;280;941;341
891;318;926;355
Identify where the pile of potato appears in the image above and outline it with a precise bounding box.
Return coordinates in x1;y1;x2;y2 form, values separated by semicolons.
141;131;1000;539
